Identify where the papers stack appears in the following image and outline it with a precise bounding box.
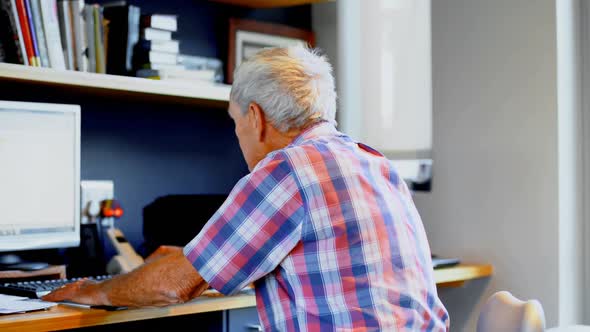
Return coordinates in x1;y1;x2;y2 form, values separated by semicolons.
0;294;56;314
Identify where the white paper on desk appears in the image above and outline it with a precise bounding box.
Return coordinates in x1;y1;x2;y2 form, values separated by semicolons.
0;297;56;314
0;294;28;301
200;286;254;298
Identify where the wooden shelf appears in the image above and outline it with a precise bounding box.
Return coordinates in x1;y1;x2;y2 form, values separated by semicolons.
210;0;332;8
434;264;493;288
0;63;231;107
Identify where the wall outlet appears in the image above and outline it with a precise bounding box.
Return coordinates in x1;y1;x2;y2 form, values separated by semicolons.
81;180;114;224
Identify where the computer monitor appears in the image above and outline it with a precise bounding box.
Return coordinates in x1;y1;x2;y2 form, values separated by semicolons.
0;101;80;267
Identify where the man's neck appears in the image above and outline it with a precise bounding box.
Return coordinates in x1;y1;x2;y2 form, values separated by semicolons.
268;120;325;149
264;127;300;153
254;121;323;169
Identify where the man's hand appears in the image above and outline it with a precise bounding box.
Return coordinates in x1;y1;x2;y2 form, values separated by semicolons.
41;245;209;307
41;278;108;305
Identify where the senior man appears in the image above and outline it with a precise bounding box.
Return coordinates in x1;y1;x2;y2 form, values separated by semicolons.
44;45;449;331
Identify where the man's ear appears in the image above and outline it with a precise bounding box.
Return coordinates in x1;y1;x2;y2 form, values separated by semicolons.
248;102;266;142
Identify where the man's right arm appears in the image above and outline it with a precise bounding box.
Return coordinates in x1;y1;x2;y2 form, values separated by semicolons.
42;246;209;307
184;157;304;296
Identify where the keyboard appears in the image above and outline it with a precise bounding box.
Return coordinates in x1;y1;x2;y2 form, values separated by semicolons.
0;275;112;299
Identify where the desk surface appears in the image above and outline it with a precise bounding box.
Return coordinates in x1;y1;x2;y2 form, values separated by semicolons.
0;264;493;332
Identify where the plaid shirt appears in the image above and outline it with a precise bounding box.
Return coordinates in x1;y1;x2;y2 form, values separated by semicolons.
184;122;449;331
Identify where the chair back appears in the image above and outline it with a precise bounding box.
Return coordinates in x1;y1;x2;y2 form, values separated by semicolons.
477;291;545;332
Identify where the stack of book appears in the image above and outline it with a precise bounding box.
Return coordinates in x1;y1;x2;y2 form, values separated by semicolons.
136;54;222;84
133;13;178;72
133;13;222;84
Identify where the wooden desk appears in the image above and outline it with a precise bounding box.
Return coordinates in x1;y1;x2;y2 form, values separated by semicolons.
0;264;492;332
435;263;494;288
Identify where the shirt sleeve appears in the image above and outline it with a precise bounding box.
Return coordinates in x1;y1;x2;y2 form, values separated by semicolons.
183;157;304;295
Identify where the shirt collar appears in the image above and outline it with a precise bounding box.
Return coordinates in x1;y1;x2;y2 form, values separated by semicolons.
291;121;341;146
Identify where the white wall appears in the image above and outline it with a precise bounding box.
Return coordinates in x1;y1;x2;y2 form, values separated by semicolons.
357;0;432;156
311;1;344;126
583;0;590;324
313;0;362;137
315;0;432;159
413;0;561;330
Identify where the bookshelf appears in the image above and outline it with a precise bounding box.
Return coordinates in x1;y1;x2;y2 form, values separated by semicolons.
0;63;231;107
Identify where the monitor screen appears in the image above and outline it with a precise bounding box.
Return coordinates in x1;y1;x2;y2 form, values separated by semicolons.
0;101;80;251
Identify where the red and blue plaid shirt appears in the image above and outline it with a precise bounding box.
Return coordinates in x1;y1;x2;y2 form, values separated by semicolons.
184;122;449;331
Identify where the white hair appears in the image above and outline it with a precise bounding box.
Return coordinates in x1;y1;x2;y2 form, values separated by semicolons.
229;44;337;132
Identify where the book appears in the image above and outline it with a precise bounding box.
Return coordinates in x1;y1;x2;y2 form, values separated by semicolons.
93;4;104;73
177;54;222;70
0;0;26;64
0;37;7;62
137;39;179;54
126;5;139;72
141;27;171;41
56;0;73;69
66;0;77;70
38;0;66;69
102;3;140;75
83;4;94;72
23;0;40;66
69;0;85;71
8;0;27;65
136;68;217;82
0;9;9;62
28;0;48;67
140;13;176;32
14;0;35;65
139;57;223;83
140;62;184;71
177;54;223;82
79;0;88;71
133;49;177;66
102;12;108;62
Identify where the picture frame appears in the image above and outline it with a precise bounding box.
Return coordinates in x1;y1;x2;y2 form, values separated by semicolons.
227;18;315;83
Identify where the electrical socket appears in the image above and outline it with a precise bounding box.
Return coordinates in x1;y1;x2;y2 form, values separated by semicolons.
80;180;114;224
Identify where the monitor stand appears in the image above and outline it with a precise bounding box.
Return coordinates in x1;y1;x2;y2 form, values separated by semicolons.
0;254;49;271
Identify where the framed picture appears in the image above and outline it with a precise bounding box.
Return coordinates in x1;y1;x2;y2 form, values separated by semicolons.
227;18;315;83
